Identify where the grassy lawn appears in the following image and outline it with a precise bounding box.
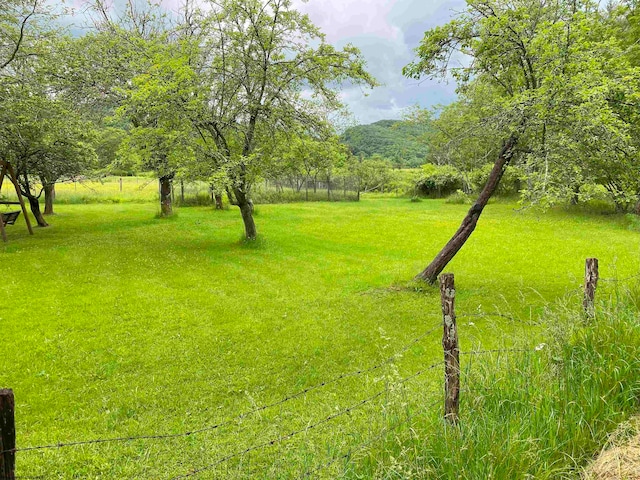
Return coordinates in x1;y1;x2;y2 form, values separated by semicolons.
1;197;639;478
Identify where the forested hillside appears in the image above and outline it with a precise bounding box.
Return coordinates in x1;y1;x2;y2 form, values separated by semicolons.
340;119;429;167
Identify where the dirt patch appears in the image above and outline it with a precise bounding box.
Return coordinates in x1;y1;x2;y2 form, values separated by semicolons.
584;417;640;480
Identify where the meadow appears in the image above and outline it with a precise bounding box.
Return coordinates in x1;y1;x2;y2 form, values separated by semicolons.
1;193;639;478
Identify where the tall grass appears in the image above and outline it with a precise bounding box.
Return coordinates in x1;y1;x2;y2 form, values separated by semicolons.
345;289;640;479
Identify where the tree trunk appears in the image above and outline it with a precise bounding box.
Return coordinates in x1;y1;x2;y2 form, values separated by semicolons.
44;183;55;215
239;200;257;239
634;196;640;215
215;193;223;210
26;194;48;227
570;185;580;205
416;135;518;284
159;175;173;216
232;187;257;239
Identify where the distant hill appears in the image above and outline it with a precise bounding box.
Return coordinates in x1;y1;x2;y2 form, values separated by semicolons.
340;119;429;167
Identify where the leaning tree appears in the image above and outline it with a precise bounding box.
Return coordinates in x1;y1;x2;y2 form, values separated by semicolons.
404;0;640;283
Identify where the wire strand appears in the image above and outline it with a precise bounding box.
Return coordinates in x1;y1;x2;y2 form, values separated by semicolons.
169;362;443;479
299;396;442;479
2;322;443;456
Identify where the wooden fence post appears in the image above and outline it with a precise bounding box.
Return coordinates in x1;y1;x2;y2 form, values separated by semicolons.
583;258;599;317
0;389;15;480
439;273;460;425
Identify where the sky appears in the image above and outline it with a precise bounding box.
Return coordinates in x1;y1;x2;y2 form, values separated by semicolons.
60;0;465;125
292;0;465;124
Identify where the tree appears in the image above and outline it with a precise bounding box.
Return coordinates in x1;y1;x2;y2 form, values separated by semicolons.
117;43;200;216
0;0;48;77
187;0;376;239
404;0;640;283
340;119;431;168
0;85;96;225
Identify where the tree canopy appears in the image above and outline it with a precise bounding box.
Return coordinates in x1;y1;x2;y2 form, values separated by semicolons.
404;0;640;282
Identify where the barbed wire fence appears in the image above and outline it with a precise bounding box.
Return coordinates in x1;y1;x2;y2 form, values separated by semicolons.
0;256;635;479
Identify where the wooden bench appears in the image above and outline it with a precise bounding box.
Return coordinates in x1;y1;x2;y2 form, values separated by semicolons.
1;211;21;226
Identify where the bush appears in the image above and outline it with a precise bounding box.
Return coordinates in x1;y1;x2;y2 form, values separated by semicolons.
468;164;522;195
624;213;640;231
175;193;215;207
445;189;473;204
415;164;464;197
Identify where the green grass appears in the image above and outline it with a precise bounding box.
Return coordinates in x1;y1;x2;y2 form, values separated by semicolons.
0;197;639;478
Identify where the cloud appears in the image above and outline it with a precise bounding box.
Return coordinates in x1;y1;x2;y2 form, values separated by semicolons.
293;0;401;42
295;0;464;124
53;0;463;125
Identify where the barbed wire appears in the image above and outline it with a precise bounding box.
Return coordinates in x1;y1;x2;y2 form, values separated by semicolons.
460;347;537;356
298;394;442;479
1;322;444;456
169;361;443;479
599;273;640;283
458;312;526;324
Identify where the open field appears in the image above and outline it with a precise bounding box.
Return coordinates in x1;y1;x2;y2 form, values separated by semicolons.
0;175;364;206
1;197;639;478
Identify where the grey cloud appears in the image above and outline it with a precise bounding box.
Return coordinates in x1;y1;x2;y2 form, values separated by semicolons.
297;0;463;123
52;0;462;124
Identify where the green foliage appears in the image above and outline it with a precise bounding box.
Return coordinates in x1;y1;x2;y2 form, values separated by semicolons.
415;163;463;197
0;83;97;192
445;189;473;205
468;164;522;196
94;127;128;172
352;155;394;192
405;0;640;210
340;119;430;168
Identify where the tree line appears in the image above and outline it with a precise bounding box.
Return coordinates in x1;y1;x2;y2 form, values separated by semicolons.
0;0;376;237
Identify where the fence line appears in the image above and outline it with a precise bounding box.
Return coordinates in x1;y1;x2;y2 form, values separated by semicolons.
170;362;444;480
298;395;443;479
0;322;444;457
460;347;537;356
3;257;631;478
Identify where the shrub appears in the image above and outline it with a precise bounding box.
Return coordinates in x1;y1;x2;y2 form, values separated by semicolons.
468;164;522;195
175;193;215;207
415;164;464;197
445;189;473;204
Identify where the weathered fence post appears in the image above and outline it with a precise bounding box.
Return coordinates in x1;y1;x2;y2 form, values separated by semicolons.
583;258;599;317
0;389;15;480
439;273;460;425
119;177;123;192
